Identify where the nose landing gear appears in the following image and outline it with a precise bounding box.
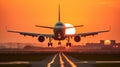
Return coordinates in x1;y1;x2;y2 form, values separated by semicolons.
58;41;61;45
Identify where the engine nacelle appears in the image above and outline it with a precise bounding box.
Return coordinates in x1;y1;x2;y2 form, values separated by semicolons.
38;36;45;42
74;36;81;42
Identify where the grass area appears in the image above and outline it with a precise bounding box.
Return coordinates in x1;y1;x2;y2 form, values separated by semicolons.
0;52;56;61
0;64;30;67
96;63;120;67
65;52;120;61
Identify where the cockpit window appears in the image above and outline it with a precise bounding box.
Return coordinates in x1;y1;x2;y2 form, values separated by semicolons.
55;22;64;26
57;23;63;26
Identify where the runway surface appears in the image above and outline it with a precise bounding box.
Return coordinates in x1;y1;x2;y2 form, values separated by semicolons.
30;52;95;67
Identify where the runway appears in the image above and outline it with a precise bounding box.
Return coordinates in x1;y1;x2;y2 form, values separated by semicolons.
0;52;120;67
30;52;95;67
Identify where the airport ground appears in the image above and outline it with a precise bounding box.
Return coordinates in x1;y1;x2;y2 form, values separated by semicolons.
0;49;120;67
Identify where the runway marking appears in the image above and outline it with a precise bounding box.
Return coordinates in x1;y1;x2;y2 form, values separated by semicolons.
59;53;64;67
62;53;77;67
47;54;58;67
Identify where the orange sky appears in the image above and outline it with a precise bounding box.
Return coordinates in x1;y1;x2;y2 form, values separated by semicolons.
0;0;120;46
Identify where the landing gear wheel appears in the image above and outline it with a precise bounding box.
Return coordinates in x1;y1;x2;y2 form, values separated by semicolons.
48;43;52;47
66;43;71;47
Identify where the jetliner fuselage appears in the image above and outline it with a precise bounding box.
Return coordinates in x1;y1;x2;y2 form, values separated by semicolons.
53;22;66;40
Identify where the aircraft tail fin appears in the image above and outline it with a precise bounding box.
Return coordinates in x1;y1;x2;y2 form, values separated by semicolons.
66;25;84;29
58;4;61;22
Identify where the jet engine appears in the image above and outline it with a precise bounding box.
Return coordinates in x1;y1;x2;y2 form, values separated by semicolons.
74;36;81;42
38;36;45;42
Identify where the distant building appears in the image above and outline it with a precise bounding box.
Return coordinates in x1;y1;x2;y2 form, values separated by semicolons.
0;45;6;49
100;40;119;49
113;43;120;49
86;43;101;49
85;40;120;49
100;40;104;48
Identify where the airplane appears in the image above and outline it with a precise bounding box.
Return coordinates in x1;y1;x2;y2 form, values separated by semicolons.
7;4;110;47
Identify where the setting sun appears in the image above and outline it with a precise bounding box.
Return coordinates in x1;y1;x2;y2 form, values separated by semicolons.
64;23;76;35
104;40;111;45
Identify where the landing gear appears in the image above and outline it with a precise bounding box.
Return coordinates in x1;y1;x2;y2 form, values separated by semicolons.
66;43;71;47
48;43;52;47
48;37;53;47
58;41;61;45
66;37;72;47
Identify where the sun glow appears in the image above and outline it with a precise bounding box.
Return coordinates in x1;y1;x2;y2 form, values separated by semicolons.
104;40;111;45
64;23;76;35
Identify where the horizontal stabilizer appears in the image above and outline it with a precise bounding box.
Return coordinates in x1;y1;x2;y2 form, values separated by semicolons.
74;25;84;27
35;25;54;29
66;25;84;29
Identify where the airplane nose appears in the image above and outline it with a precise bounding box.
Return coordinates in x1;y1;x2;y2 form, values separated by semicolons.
58;34;61;39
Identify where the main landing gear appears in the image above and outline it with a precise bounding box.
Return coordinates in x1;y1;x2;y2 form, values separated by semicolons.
66;37;71;47
48;42;52;47
47;37;72;47
48;37;53;47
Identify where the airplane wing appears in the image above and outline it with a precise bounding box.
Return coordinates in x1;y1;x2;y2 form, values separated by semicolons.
77;30;110;37
66;29;110;37
35;25;54;29
7;30;53;37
